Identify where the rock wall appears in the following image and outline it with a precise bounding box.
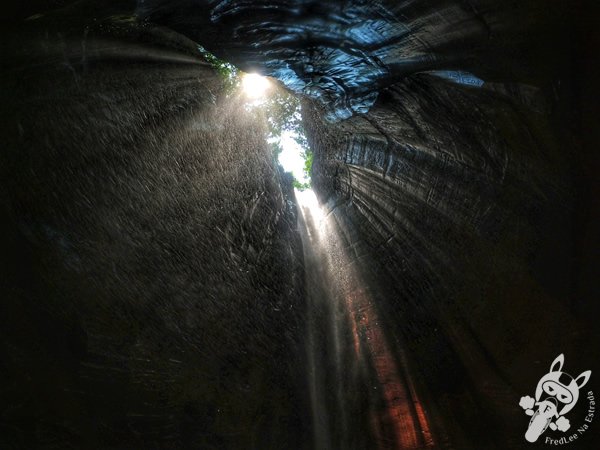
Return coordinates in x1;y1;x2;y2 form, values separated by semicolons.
139;0;572;119
302;73;598;447
1;1;598;449
0;17;307;450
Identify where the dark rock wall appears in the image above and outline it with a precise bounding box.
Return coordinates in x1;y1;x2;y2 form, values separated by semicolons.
302;73;598;447
1;17;307;450
1;1;598;449
139;0;572;119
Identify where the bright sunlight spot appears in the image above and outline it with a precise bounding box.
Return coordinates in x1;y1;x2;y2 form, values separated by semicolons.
295;188;324;224
277;131;309;184
198;44;311;188
242;73;270;98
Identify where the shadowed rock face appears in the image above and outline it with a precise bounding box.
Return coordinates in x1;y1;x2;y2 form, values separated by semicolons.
139;0;570;119
1;20;308;450
1;1;599;449
302;75;597;447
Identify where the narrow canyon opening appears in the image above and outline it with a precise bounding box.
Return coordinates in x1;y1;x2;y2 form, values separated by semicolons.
1;1;599;449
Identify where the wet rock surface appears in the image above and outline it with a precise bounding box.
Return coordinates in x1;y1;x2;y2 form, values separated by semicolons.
302;72;598;447
139;0;570;120
1;0;599;449
1;19;307;450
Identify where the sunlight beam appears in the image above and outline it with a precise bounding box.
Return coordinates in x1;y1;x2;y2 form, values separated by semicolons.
242;73;270;98
278;131;308;183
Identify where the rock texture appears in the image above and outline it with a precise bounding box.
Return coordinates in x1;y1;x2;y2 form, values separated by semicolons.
302;73;597;447
1;17;307;450
139;0;571;119
1;0;598;449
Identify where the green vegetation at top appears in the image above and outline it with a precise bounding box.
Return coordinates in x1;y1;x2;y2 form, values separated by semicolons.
198;45;240;93
264;88;313;190
197;45;312;189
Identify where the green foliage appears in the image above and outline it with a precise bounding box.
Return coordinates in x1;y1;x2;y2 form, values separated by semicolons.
195;47;312;187
263;89;303;139
269;141;284;159
292;179;311;190
302;148;313;181
262;87;312;188
198;45;240;93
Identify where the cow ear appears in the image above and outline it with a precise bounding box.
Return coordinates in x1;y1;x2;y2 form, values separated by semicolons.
575;371;592;389
550;354;564;373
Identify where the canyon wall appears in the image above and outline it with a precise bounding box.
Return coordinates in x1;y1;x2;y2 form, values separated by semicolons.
302;72;597;447
1;18;307;449
1;0;598;449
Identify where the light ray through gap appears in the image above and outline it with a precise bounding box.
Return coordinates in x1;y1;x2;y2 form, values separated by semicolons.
242;73;270;98
297;189;434;449
276;131;309;183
